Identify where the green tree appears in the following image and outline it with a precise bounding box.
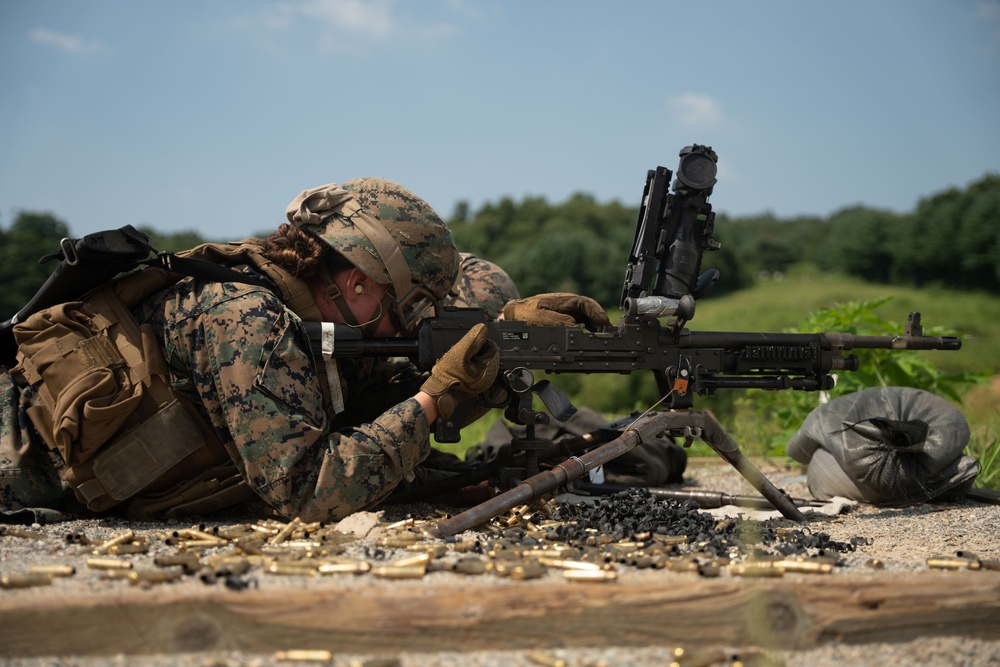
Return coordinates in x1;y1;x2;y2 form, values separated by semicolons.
820;206;899;283
0;211;70;319
955;174;1000;292
503;231;615;306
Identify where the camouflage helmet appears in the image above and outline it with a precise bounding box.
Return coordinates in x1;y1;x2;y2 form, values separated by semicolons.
447;253;521;319
286;177;460;329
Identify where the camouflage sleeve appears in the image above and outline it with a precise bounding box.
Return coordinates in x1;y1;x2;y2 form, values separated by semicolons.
155;281;431;522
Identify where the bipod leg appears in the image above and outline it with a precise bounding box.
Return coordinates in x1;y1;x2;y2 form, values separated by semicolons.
425;412;674;539
669;411;807;522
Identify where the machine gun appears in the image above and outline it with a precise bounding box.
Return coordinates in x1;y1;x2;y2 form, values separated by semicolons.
311;144;961;531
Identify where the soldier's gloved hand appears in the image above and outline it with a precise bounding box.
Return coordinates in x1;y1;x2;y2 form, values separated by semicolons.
502;293;611;332
420;323;500;420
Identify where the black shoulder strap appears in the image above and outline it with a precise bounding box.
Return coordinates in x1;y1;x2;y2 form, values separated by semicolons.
143;253;272;290
1;226;271;367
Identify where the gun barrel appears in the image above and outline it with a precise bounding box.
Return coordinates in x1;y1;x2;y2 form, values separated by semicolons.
682;330;961;352
827;333;962;351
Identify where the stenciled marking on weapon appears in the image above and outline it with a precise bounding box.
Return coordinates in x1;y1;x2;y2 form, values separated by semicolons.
742;345;815;362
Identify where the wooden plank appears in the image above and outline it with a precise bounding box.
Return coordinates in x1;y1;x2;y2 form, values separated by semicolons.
2;571;999;657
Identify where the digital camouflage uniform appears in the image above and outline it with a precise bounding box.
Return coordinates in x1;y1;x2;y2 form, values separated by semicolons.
1;371;71;521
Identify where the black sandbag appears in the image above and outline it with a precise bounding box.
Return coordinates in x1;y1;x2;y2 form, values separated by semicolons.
787;386;979;506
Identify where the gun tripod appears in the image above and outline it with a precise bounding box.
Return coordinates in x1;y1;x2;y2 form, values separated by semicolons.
424;373;807;539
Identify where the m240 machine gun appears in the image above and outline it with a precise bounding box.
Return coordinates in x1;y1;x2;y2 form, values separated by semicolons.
312;145;961;532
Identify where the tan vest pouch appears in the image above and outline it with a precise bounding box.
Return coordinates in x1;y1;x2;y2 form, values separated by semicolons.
12;240;327;515
12;280;237;513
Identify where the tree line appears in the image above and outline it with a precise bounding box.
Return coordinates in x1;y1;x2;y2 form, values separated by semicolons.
2;172;997;320
448;172;1000;307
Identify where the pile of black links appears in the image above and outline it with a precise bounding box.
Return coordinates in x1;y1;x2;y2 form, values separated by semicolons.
549;487;868;561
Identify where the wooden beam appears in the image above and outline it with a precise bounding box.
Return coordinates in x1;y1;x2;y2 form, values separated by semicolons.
2;571;999;657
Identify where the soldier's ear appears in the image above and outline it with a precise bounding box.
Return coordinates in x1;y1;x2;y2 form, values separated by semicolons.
345;268;369;301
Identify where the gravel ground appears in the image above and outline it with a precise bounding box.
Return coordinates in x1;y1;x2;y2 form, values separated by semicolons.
2;459;999;667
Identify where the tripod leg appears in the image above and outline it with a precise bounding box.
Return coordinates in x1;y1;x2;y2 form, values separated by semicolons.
674;411;807;521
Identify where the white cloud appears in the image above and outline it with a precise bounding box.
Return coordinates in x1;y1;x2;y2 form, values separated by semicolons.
300;0;396;40
30;28;108;55
236;0;458;52
668;92;724;128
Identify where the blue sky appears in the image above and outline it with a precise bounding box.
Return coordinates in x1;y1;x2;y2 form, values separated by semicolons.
2;0;998;240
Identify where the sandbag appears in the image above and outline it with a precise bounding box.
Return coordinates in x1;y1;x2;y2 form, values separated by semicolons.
786;387;978;506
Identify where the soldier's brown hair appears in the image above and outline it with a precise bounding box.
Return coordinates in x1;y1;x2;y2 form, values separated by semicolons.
262;223;328;278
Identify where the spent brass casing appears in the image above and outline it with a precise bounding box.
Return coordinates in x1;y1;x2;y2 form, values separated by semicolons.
107;543;150;555
269;517;303;545
272;649;334;662
563;569;618;582
631;555;654;569
235;536;266;555
93;530;135;551
410;543;448;559
390;553;430;568
100;570;135;580
29;565;76;577
317;561;371;575
520;548;570;559
383;517;416;531
664;558;699;573
215;526;257;540
130;569;184;585
371;565;426;579
266;562;317;576
536;558;601;571
178;528;222;542
865;558;886;569
729;564;784;578
280;540;325;551
178;539;228;550
773;560;834;574
525;650;567;667
3;527;48;540
927;557;980;570
155;553;203;570
453;557;488;575
448;540;480;553
87;558;134;570
377;533;422;548
1;572;53;588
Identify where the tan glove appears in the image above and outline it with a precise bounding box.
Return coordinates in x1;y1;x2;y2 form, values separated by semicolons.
502;293;611;331
420;323;500;420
